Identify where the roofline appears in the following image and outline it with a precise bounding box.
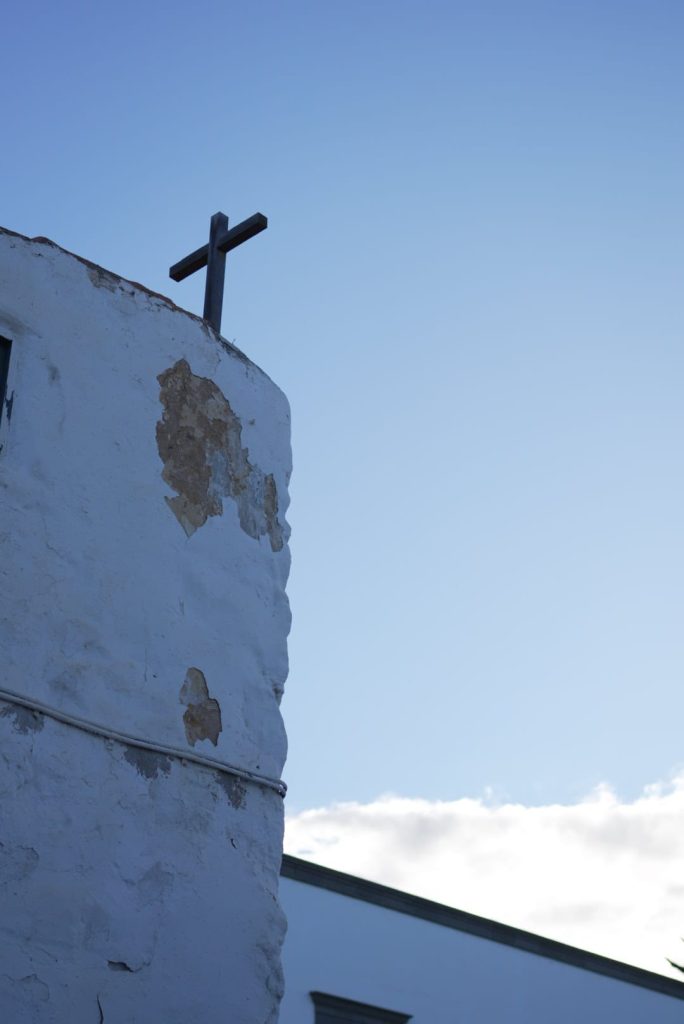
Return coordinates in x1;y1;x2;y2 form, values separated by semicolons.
281;854;684;1003
0;224;252;367
0;225;195;320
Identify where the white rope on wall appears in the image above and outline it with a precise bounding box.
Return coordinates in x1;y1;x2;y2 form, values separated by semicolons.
0;685;287;798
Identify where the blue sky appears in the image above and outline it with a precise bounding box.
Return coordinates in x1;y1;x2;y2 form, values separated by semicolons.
3;0;684;812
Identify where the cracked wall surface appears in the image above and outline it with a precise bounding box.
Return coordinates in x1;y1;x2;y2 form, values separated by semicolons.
0;227;291;1023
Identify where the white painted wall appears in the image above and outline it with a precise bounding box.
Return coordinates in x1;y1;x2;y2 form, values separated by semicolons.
0;226;291;1023
279;872;684;1023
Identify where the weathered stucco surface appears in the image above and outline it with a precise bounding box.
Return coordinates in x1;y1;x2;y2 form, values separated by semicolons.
0;706;285;1023
0;226;291;1022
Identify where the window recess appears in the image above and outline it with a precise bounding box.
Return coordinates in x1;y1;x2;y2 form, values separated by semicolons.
310;991;412;1024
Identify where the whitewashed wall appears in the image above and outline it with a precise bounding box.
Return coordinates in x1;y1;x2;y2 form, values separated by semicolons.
279;862;684;1023
0;226;291;1023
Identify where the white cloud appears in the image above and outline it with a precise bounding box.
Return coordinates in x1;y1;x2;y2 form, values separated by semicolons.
285;776;684;978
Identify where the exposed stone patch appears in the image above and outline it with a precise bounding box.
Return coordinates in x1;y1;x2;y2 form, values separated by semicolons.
0;704;44;734
179;667;222;747
156;358;283;549
123;746;172;780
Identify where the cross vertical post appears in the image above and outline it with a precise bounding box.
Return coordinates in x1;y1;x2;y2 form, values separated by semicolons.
169;210;268;337
203;212;228;333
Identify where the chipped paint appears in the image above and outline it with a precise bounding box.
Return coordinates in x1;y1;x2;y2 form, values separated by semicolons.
108;960;136;972
0;703;44;734
86;264;119;293
218;773;247;810
179;667;223;747
156;358;284;549
123;746;172;780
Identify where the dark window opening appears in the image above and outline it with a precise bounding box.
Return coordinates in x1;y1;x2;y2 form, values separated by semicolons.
0;336;12;426
311;992;412;1024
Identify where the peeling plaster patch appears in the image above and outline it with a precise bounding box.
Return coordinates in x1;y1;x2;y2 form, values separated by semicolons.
179;667;222;747
0;703;44;734
156;358;283;550
87;264;118;293
263;473;283;551
123;746;171;780
218;774;247;809
108;960;135;973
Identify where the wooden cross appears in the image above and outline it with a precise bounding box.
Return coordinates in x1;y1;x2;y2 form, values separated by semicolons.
169;211;268;334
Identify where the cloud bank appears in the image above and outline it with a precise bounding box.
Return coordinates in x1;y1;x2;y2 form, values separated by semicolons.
285;777;684;978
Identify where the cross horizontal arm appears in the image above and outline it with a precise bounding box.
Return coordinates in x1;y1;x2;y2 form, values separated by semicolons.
169;213;268;282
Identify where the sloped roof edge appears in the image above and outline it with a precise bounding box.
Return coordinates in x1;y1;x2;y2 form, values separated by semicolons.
281;854;684;1002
